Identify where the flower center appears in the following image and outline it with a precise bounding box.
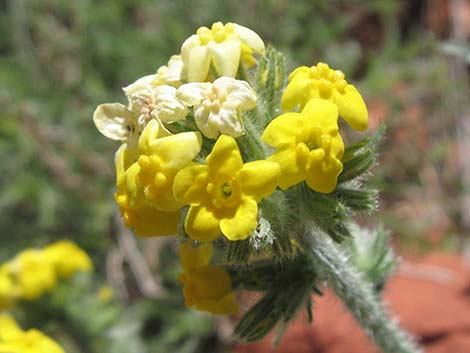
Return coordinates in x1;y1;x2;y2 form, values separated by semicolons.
308;62;347;98
206;178;240;209
197;22;236;45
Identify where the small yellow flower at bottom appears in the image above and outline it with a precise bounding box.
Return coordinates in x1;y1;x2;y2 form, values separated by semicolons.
174;135;280;242
262;99;344;193
178;242;238;315
0;314;65;353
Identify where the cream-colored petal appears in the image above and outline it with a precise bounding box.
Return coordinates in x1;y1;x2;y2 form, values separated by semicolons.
214;77;257;110
187;45;211;82
261;112;303;148
177;82;211;106
234;23;265;55
185;205;221;242
238;160;280;202
123;74;156;96
220;197;258;240
93;103;135;141
203;107;244;138
208;40;241;78
153;85;188;122
335;84;368;131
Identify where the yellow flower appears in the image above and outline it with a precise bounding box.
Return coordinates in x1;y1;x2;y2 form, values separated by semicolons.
0;315;65;353
181;22;265;82
0;266;19;310
114;144;181;237
43;240;93;278
177;77;257;139
178;241;238;315
5;250;56;300
262;99;344;193
174;135;280;241
136;120;202;211
281;62;368;131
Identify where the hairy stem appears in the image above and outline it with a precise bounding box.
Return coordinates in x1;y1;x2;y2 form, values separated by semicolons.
307;228;422;353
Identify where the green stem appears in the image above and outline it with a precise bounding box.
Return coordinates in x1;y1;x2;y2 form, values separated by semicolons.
306;228;422;353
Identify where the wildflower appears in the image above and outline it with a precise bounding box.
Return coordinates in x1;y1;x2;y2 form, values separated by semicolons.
262;98;344;193
281;62;368;131
0;314;65;353
93;84;187;146
152;55;184;87
178;241;238;315
177;77;257;139
43;240;93;278
181;21;265;82
114;144;181;237
5;250;56;300
174;135;280;241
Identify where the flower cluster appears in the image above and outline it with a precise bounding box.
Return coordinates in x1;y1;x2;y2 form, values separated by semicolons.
0;314;64;353
93;22;368;316
0;241;92;308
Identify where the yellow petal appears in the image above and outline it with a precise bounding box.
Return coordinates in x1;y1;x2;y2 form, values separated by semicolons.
93;103;135;140
238;160;280;202
301;98;339;130
147;131;202;170
281;66;311;111
268;148;304;190
206;135;243;177
188;266;232;300
179;242;213;271
305;157;343;193
185;205;221;242
219;197;258;240
131;206;180;237
262;112;303;148
173;164;209;204
335;84;368;131
208;39;241;77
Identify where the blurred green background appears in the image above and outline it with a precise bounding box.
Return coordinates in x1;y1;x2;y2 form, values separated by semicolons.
1;0;469;352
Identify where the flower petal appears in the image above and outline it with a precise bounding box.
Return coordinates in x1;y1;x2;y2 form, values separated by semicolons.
234;23;265;54
185;205;221;242
187;45;211;82
146;131;202;170
214;77;257;110
177;82;211;106
238;160;280;202
219;197;258;240
179;241;213;271
261;112;303;148
281;66;311;111
122;74;155;97
305;157;343;193
268;148;304;190
93;103;135;140
335;84;368;131
131;206;180;237
208;39;241;77
153;85;188;122
173;164;209;205
206;135;243;177
301;98;339;130
204;107;244;138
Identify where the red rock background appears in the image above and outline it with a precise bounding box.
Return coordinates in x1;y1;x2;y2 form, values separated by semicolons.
235;253;470;353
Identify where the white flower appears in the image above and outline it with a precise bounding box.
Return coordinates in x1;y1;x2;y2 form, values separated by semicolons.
181;22;265;82
153;55;184;87
177;77;257;139
93;84;188;144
